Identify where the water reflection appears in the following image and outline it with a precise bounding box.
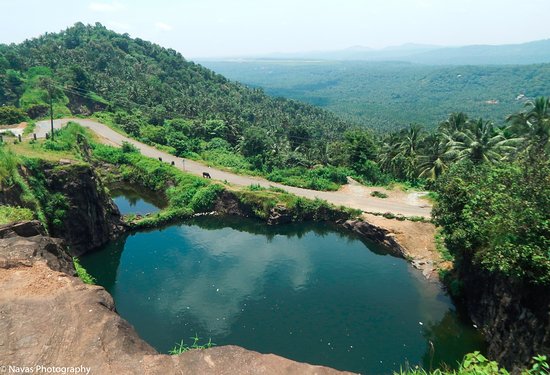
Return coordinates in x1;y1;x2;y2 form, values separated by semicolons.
81;216;485;374
110;185;165;215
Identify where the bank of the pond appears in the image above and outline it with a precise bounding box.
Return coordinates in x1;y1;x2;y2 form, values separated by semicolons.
80;215;485;375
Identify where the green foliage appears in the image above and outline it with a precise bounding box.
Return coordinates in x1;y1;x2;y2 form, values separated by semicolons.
527;355;549;375
370;190;388;198
0;105;27;124
0;23;348;175
0;146;19;188
189;184;224;212
0;205;34;224
395;352;549;374
433;158;550;285
267;166;349;191
43;121;90;153
73;257;96;284
22;158;69;231
121;141;139;154
435;230;454;262
168;334;215;355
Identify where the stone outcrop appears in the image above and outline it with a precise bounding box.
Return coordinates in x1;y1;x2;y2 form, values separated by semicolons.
38;162;125;255
267;205;292;225
0;220;73;274
0;222;352;375
341;214;439;279
457;256;550;370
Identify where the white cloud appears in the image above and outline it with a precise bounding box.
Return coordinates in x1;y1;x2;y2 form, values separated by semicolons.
155;21;173;31
88;1;125;12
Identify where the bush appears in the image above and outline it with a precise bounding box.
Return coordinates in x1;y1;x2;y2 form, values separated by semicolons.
43;122;89;152
370;190;388;198
189;184;224;212
433;159;550;285
0;105;27;125
267;166;349;191
121;141;139;154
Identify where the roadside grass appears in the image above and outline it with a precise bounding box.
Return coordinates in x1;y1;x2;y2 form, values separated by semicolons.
7;140;78;161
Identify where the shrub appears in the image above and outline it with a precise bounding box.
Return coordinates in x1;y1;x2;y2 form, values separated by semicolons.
0;105;27;125
370;190;388;198
189;184;224;212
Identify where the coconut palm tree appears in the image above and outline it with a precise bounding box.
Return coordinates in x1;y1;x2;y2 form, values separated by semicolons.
506;96;550;153
417;134;450;181
378;132;402;175
438;112;469;134
396;124;426;179
448;118;519;164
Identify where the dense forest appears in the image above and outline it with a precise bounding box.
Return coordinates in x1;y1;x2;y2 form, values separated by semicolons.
201;60;550;131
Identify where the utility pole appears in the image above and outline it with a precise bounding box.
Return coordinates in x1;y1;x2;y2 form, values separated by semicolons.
47;81;54;141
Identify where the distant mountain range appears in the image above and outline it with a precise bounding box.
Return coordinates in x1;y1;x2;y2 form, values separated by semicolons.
208;39;550;65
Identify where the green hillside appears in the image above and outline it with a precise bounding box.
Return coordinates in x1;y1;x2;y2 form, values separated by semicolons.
0;23;349;167
200;60;550;131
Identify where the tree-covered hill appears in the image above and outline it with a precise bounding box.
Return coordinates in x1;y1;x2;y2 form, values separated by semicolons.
200;60;550;131
0;22;349;165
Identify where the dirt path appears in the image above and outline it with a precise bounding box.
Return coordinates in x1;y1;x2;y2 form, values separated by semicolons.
34;118;432;218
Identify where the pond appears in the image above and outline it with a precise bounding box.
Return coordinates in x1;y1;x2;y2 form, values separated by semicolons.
110;186;165;215
80;212;485;374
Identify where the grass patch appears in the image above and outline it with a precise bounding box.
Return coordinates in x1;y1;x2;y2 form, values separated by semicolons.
0;206;34;225
7;140;77;161
73;257;96;284
169;334;215;355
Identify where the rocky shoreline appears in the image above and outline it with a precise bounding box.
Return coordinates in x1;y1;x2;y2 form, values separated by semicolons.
0;221;352;375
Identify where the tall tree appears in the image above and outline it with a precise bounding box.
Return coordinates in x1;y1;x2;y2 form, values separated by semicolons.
506;96;550;153
448;118;518;164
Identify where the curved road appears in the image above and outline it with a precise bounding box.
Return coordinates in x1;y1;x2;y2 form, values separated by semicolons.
35;118;431;218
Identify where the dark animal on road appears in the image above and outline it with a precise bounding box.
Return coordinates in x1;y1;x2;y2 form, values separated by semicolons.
202;172;212;179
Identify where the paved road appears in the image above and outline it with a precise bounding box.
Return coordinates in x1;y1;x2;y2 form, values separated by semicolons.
35;118;431;218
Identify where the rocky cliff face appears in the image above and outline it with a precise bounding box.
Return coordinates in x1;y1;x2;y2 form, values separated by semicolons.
458;257;550;370
0;221;352;375
33;162;125;255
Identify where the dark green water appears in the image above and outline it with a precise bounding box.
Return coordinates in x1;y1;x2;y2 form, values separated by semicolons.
110;186;164;215
81;216;485;374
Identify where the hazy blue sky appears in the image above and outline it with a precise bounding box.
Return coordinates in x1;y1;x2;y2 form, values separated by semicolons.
1;0;549;58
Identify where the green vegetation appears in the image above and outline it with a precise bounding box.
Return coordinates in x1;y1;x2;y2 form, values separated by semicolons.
0;23;349;191
202;60;550;132
5;24;545;193
395;352;548;375
0;105;27;125
0;146;19;188
168;334;215;355
433;157;550;285
0;205;33;224
73;257;96;284
370;190;388;198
